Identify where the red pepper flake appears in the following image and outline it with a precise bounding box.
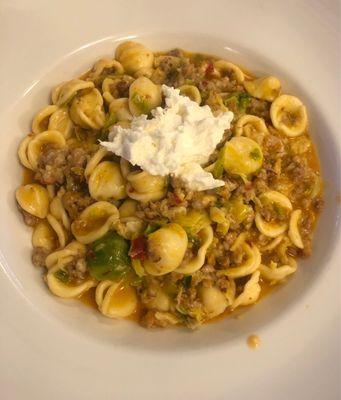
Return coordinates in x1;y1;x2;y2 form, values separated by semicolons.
129;236;147;260
205;62;214;77
172;193;182;205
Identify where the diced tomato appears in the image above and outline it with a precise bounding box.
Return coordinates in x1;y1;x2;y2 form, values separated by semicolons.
129;236;147;260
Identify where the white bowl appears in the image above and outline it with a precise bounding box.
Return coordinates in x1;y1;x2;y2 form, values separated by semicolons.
0;2;340;399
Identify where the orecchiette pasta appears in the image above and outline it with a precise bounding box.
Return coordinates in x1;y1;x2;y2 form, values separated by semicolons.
270;94;307;137
71;201;119;244
95;280;137;318
222;136;263;177
27;130;66;170
49;188;70;231
45;240;86;270
32;220;57;251
232;271;261;309
255;191;292;238
18;135;34;169
52;79;94;106
128;77;161;116
288;210;304;249
46;213;68;248
108;98;133;121
224;244;261;279
118;199;138;218
84;147;108;180
48;107;73;139
175;226;213;274
234;115;268;144
126;171;167;202
86;58;124;81
69;88;105;130
200;286;228;318
47;265;97;298
244;76;281;101
179;85;202;104
32;105;58;134
102;75;134;104
16;184;50;218
88;161;126;201
259;258;297;283
143;224;188;276
214;60;245;83
115;41;154;75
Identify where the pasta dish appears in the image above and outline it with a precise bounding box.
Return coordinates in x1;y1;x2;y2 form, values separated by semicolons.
15;41;323;328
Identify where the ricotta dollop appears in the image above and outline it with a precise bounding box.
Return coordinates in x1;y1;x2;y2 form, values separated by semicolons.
101;85;233;191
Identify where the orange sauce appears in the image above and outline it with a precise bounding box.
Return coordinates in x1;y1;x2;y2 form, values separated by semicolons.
247;334;261;349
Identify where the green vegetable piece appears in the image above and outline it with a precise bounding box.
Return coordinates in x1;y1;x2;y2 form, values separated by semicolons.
212;149;225;179
187;233;200;251
131;92;150;115
249;148;261;161
144;223;161;236
225;197;253;224
86;232;131;281
103;112;117;130
54;269;70;284
182;275;192;289
224;91;251;113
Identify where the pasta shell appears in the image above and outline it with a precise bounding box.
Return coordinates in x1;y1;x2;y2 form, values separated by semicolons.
179;85;202;104
259;259;297;283
32;220;57;251
32;105;58;134
214;60;245;83
255;191;292;236
45;240;86;270
69;88;105;130
52;79;94;106
234;115;268;144
16;184;49;219
270;94;307;137
244;76;281;101
71;201;119;244
102;75;134;104
126;171;167;202
84;147;108;180
200;286;228;318
115;41;154;75
232;271;261;309
109;98;133;121
88;161;126;201
49;190;71;231
288;209;304;249
47;264;96;299
87;58;124;80
175;225;213;274
143;224;188;276
27;130;66;171
48;107;73;139
46;214;68;248
224;244;261;279
95;280;138;318
119;199;138;218
223;136;263;177
18;135;34;170
128;77;161;116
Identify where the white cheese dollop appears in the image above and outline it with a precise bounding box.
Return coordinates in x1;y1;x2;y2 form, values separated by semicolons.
101;85;234;191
